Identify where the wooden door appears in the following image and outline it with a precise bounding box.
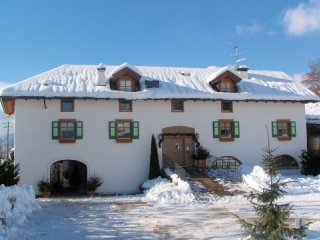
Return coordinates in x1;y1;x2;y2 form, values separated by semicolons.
162;136;195;168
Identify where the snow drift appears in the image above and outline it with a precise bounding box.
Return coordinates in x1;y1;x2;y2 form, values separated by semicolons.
0;185;39;239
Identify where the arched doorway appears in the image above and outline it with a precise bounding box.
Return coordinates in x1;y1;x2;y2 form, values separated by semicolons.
161;126;196;168
50;160;87;195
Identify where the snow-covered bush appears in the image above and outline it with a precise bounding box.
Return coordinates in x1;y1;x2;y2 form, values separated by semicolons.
0;185;39;238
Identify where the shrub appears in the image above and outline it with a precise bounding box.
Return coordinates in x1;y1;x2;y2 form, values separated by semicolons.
301;150;320;176
86;175;103;191
37;179;52;193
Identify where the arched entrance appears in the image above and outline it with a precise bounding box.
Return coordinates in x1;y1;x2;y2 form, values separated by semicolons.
161;126;196;168
50;160;87;195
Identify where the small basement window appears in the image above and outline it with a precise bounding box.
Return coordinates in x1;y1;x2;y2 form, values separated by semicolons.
61;99;74;112
171;99;184;112
119;100;132;112
221;100;233;112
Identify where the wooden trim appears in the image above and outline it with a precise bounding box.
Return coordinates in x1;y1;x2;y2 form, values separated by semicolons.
1;98;15;115
278;136;292;141
119;99;132;112
60;99;74;112
115;119;133;143
221;100;233;113
171;99;184;112
58;119;77;144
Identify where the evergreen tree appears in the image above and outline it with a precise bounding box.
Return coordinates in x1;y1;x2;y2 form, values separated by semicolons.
0;160;20;186
148;134;161;179
301;150;320;176
238;135;307;239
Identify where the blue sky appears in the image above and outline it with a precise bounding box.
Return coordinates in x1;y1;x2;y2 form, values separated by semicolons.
0;0;320;86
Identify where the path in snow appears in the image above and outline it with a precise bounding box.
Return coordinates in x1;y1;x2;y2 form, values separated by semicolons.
13;197;243;240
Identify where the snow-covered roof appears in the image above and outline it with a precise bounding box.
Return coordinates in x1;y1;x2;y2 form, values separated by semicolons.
306;102;320;124
1;64;319;102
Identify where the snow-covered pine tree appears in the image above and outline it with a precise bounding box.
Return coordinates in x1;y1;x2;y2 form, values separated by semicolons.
148;134;161;180
238;131;307;239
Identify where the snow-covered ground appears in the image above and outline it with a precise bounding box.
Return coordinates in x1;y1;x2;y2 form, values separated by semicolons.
1;167;320;239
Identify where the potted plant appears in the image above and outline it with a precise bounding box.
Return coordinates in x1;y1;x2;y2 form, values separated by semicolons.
193;146;211;171
86;174;103;196
37;179;52;198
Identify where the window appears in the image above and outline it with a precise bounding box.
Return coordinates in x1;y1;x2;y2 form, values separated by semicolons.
219;82;233;92
52;120;83;143
213;120;240;141
119;100;132;112
61;99;74;112
221;100;233;112
272;120;296;140
119;79;133;92
171;99;184;112
109;120;139;143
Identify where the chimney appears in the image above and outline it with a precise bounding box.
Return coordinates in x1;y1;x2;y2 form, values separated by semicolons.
96;63;107;86
237;65;249;79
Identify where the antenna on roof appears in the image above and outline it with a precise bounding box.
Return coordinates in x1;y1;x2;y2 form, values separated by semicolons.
228;43;246;69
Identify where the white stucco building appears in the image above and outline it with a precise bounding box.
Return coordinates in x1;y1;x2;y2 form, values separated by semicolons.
0;63;318;194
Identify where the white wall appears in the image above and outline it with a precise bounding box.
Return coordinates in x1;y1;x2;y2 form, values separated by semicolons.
14;99;307;193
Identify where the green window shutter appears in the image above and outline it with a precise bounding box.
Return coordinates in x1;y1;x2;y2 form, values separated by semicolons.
75;121;83;139
290;121;296;137
233;121;240;138
213;121;220;138
109;121;116;139
132;121;139;139
272;121;278;137
52;121;60;139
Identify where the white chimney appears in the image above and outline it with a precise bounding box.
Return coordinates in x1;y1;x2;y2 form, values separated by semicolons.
237;65;249;79
96;63;107;86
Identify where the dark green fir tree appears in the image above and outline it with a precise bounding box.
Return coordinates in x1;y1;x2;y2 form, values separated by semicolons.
148;134;161;179
238;133;307;239
0;160;20;186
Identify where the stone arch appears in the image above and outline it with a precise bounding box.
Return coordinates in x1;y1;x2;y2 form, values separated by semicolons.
50;159;87;195
274;155;298;169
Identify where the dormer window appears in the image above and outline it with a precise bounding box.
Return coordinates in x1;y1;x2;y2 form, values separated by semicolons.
208;67;242;93
119;79;133;92
219;81;233;92
109;63;142;92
